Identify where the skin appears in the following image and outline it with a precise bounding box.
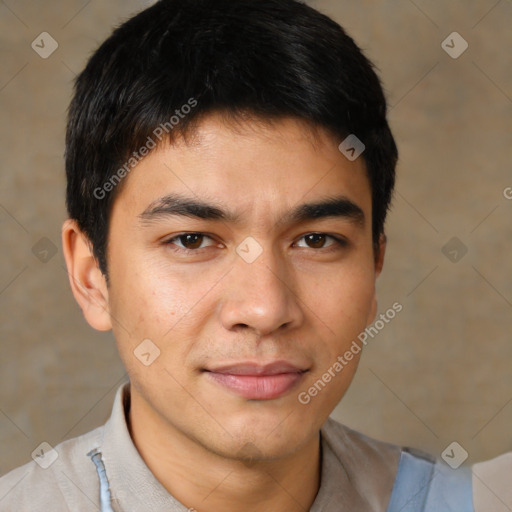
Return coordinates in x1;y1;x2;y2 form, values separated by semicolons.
62;114;385;512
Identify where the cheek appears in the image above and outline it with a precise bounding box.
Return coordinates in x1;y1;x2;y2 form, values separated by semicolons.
110;259;189;327
301;266;376;387
304;264;376;330
108;260;218;371
297;270;374;412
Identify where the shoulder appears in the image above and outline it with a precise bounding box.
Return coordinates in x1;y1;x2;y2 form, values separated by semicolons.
0;425;104;511
321;416;401;471
473;452;512;512
320;417;401;510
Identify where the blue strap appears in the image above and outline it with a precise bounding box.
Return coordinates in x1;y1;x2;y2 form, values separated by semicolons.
386;449;434;511
88;449;115;512
424;458;473;512
386;448;474;512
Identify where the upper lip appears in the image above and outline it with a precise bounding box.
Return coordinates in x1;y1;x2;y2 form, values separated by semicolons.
204;361;308;376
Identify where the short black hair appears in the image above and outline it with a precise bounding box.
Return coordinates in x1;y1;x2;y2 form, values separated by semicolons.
65;0;397;276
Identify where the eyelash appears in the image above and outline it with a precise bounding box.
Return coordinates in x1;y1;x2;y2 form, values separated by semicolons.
163;232;348;254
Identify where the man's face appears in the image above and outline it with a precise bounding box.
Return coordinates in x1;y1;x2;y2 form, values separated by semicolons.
105;115;382;460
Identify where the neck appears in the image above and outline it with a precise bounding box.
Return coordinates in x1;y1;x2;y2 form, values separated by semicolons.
128;388;321;512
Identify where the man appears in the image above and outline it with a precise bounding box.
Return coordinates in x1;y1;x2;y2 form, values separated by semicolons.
0;0;509;510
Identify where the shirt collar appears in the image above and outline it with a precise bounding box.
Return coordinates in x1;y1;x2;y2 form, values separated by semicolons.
100;382;397;511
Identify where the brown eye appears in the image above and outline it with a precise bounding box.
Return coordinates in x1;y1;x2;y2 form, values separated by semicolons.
295;233;347;250
305;233;327;248
165;233;215;251
178;233;204;249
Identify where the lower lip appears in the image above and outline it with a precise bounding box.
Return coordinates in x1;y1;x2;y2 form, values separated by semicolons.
206;372;305;400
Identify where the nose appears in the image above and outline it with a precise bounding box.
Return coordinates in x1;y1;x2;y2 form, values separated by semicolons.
218;245;304;337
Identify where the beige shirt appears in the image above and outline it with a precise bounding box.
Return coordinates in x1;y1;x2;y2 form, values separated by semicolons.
0;382;509;511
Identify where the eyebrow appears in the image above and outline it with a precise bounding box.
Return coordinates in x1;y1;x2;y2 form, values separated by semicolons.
138;193;365;228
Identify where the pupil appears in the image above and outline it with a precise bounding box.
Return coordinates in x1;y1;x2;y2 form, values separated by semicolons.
307;234;325;248
183;234;202;249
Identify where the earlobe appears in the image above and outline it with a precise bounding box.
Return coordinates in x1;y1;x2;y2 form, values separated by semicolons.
367;294;378;326
367;234;387;325
374;233;387;278
61;219;112;331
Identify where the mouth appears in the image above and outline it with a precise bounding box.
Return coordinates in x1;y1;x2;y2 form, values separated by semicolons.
203;361;309;400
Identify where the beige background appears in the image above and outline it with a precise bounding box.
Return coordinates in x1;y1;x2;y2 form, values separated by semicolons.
0;0;511;476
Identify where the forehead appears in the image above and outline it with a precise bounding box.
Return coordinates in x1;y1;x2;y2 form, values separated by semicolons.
111;115;372;227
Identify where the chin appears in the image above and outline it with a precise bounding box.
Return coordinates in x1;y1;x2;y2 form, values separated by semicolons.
207;435;305;463
205;413;316;462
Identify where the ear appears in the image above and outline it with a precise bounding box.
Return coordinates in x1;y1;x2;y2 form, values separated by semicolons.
61;219;112;331
367;234;387;325
374;233;387;278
